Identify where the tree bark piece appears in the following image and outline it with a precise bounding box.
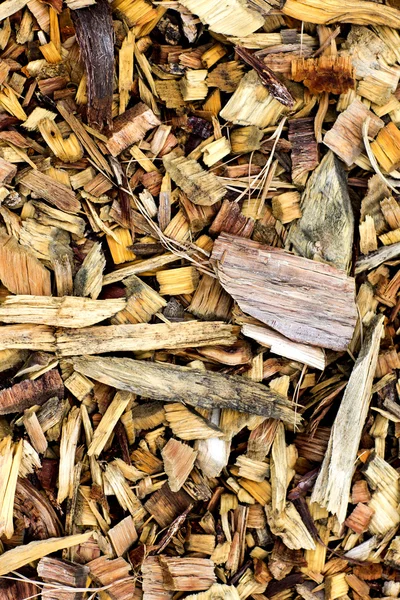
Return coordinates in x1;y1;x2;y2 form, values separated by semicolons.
211;233;357;351
287;151;354;272
288;117;319;186
72;355;298;423
0;369;64;415
71;0;114;130
311;315;384;523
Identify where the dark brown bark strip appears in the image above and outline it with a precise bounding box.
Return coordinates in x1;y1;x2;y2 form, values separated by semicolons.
71;0;114;130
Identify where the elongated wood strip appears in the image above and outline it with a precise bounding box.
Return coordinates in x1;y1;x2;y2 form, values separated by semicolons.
242;323;326;370
311;315;384;523
355;241;400;274
0;325;56;352
71;0;114;130
0;322;237;355
211;233;357;351
103;253;181;285
88;391;132;457
73;355;298;424
21;170;80;213
282;0;400;27
57;101;112;175
0;531;93;576
0;295;126;328
0;369;64;415
56;322;237;356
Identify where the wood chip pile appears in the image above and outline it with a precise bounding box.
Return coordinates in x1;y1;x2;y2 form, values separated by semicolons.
1;0;400;599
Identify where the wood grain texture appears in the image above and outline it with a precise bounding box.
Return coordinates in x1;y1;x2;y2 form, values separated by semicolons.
71;0;114;130
311;315;384;523
287;151;354;272
72;355;298;424
211;233;357;351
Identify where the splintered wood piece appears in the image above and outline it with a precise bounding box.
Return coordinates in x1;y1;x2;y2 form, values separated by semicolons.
188;275;233;321
37;557;89;599
282;0;400;27
287;151;354;272
21;170;80;213
242;323;326;370
211;233;357;351
88;555;136;599
103;462;146;522
371;122;400;173
0;157;16;184
185;584;240;600
57;406;81;504
0;369;63;415
56;321;237;356
162;438;198;491
324;99;384;166
88;391;133;457
159;556;217;591
236;46;294;107
0;295;126;327
209;200;254;238
290;56;354;94
71;0;114;130
0;531;93;576
144;483;192;528
164;403;223;440
220;70;286;128
72;355;298;423
344;502;374;533
74;242;106;300
106;103;161;156
266;501;316;551
311;315;384;523
111;275;167;324
23;408;47;454
108;516;138;556
0;233;51;296
179;0;264;36
15;477;62;539
359;215;378;255
163;150;226;206
272;192;302;224
142;556;173;600
288;117;319;185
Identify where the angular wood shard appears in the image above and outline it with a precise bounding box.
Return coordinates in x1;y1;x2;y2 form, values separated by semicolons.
179;0;264;36
162;438;198;491
0;233;51;296
163;150;226;206
72;355;298;423
107;103;161;156
287;151;354;272
324;99;384;166
211;233;357;351
311;315;384;523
